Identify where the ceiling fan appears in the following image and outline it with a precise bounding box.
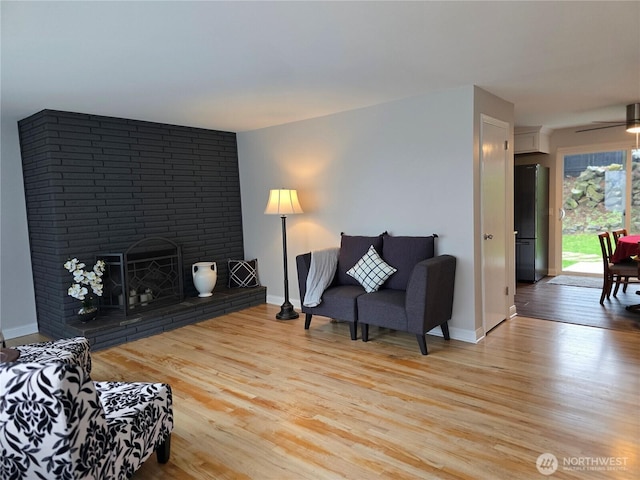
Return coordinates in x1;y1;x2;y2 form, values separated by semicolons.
576;103;640;133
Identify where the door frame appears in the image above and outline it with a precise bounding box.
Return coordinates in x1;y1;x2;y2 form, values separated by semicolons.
554;141;636;275
479;114;512;335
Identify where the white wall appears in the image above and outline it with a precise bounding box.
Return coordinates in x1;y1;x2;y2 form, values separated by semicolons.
0;116;39;338
1;84;515;343
238;85;512;343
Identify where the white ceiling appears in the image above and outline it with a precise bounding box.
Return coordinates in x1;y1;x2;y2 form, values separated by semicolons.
2;1;639;133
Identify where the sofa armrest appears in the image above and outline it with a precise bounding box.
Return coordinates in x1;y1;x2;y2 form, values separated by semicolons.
405;255;456;334
14;336;92;376
296;253;312;305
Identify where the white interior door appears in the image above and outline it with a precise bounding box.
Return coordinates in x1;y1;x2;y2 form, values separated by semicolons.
480;115;509;333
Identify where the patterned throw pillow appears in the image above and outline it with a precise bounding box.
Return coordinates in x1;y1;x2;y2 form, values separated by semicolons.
346;245;397;293
337;233;384;286
227;259;260;288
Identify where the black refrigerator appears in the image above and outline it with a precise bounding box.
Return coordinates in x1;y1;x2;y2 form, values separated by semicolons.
514;164;549;282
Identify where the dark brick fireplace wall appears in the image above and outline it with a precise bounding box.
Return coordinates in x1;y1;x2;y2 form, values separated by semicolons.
19;110;265;349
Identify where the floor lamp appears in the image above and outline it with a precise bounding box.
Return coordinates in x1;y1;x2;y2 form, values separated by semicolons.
264;189;303;320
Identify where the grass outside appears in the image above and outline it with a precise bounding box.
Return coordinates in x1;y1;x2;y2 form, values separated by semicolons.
562;233;601;269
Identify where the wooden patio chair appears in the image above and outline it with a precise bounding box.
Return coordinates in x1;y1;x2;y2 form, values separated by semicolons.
611;228;630;294
612;228;628;243
597;232;638;305
625;251;640;313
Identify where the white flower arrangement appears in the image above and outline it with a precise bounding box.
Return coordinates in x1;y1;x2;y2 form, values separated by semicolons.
64;258;106;311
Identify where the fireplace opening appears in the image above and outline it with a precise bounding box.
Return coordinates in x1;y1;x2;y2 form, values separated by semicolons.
100;237;184;315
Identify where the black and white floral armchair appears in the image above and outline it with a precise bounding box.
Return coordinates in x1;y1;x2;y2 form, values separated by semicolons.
12;336;92;376
0;362;173;479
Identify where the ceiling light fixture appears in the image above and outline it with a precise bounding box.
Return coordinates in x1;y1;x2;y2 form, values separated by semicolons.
625;103;640;133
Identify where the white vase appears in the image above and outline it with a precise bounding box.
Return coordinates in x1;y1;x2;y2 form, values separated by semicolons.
192;261;217;297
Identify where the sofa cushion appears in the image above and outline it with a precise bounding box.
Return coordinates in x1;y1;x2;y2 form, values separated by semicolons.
347;245;397;293
304;285;365;321
358;289;408;330
382;234;435;290
337;234;384;286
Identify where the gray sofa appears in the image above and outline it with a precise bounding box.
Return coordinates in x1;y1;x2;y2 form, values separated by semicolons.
296;233;456;355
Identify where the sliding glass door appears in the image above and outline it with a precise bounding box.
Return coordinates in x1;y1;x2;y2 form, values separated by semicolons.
560;147;638;275
630;148;640;230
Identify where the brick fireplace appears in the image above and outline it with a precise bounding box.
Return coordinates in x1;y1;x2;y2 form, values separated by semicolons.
19;110;265;349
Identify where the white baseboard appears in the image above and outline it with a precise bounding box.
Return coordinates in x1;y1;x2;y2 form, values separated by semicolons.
428;325;480;344
266;295;301;309
1;322;39;341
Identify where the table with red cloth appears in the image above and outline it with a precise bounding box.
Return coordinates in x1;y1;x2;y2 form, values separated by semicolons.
611;234;640;264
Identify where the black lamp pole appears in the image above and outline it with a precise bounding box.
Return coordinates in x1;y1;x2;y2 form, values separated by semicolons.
277;214;298;320
265;188;302;320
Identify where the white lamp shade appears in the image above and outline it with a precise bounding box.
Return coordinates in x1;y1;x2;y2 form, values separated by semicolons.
264;189;303;215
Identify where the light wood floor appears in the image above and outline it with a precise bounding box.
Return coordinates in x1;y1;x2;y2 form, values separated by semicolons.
71;304;638;479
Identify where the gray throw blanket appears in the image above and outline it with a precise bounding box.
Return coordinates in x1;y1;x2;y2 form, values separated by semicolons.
303;247;340;307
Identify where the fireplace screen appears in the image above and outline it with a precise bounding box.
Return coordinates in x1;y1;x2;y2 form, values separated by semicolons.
99;237;184;315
